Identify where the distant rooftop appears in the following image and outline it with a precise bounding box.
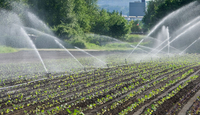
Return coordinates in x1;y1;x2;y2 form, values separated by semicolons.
122;15;144;21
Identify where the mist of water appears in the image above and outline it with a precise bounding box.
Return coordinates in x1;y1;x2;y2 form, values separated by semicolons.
0;10;49;77
167;27;170;55
147;1;197;37
74;46;107;68
147;11;174;37
154;21;200;55
1;0;200;79
125;1;198;58
54;40;84;68
24;27;57;40
87;34;149;53
27;12;53;35
176;16;200;33
20;28;48;73
126;39;144;59
138;45;167;54
179;37;200;55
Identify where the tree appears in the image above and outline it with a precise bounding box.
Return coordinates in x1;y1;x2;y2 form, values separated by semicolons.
142;0;165;32
91;9;110;35
74;0;91;33
0;0;131;40
0;0;11;10
108;12;129;38
0;0;28;10
143;0;196;33
27;0;75;26
130;20;142;33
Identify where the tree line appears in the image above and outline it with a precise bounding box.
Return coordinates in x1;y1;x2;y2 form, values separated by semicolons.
0;0;132;40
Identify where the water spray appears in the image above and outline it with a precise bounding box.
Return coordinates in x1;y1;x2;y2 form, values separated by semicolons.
126;39;144;59
179;37;200;55
147;37;180;52
54;40;85;69
167;27;170;55
74;46;107;65
107;64;110;68
154;21;200;55
138;45;170;54
21;27;49;73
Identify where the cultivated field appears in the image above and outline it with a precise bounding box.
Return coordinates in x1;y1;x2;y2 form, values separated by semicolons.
1;53;200;115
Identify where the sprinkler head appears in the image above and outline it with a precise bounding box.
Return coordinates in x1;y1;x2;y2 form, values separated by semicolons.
84;68;86;71
46;73;51;78
107;64;109;68
125;59;127;64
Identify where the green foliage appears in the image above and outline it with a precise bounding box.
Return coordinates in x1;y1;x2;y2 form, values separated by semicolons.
69;38;86;48
0;0;11;10
0;0;28;10
124;34;144;43
84;42;133;51
129;20;143;33
0;46;18;53
79;34;151;50
91;10;130;38
66;109;85;115
52;22;83;39
100;5;129;15
85;36;100;46
27;0;75;26
26;0;129;39
1;0;131;44
108;12;130;38
143;0;196;33
142;0;165;32
91;9;110;36
74;0;91;33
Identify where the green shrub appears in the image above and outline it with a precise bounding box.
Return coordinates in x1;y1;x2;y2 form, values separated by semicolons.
105;43;130;48
52;22;83;39
124;34;144;42
70;39;85;48
85;36;100;45
0;46;18;53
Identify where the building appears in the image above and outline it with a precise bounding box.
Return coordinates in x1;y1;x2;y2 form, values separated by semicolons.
129;0;145;17
122;15;143;21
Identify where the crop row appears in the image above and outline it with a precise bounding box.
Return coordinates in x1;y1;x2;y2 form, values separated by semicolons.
0;61;171;114
0;62;190;114
0;54;200;114
142;73;200;115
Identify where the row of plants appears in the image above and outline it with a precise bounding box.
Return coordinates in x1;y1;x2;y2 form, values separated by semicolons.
98;67;197;115
0;54;200;114
141;71;199;115
20;62;175;114
187;96;200;114
0;62;181;113
0;60;169;114
81;64;194;114
166;82;200;114
53;61;198;114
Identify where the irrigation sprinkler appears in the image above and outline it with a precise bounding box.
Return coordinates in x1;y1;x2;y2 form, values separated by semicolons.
107;64;110;68
46;73;51;78
125;59;127;64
